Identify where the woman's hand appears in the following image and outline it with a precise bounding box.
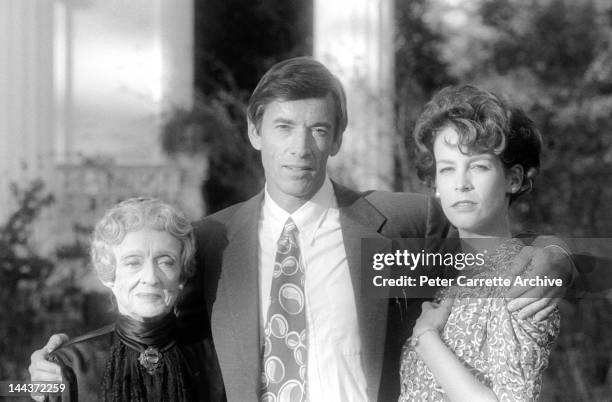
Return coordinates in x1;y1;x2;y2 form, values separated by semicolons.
412;298;453;337
28;333;68;401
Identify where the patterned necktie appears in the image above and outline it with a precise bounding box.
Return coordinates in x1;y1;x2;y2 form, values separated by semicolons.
261;218;307;402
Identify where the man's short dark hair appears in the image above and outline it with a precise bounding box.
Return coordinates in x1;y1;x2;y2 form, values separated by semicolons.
247;57;348;138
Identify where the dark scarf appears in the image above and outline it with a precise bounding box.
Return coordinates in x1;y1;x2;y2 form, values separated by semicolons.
100;313;194;402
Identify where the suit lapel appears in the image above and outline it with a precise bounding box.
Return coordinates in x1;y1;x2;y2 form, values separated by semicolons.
334;183;391;402
210;193;262;401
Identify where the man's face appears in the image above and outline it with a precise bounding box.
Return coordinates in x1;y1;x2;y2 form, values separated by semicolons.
248;95;342;212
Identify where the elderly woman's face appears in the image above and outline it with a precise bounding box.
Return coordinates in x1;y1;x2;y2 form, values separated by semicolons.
106;228;183;321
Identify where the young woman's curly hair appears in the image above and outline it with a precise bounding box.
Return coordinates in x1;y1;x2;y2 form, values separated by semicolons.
413;85;543;203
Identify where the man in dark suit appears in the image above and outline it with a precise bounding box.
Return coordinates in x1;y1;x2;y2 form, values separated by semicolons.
172;57;444;401
30;57;568;401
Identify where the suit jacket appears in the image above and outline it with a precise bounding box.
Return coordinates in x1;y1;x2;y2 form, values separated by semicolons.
176;183;449;402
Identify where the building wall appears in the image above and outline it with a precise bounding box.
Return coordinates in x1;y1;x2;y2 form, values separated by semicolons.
0;0;196;251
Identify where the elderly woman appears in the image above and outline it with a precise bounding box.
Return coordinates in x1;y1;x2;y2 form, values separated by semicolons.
399;85;560;401
48;198;210;401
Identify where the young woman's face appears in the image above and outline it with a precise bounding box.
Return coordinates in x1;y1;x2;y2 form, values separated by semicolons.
106;229;183;321
434;126;514;236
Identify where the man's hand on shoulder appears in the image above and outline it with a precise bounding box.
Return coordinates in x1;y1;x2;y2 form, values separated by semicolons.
28;333;69;401
505;243;573;321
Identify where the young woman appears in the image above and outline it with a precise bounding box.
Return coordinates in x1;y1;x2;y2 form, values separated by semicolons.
399;85;560;401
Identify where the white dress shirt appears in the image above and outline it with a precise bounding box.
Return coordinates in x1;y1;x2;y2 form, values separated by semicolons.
258;177;368;401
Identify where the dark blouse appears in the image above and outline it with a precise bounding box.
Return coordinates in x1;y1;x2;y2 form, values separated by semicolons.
48;314;220;401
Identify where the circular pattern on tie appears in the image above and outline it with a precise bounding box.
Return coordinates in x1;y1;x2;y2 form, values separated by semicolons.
273;262;282;278
277;235;295;254
262;218;306;400
264;322;271;337
265;356;285;384
261;371;269;388
281;256;299;276
285;331;301;349
278;284;304;315
261;392;276;402
264;337;272;357
278;380;305;402
269;314;289;338
293;344;306;366
278;239;288;254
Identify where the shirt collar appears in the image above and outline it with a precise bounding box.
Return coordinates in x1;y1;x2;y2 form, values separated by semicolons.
263;176;337;245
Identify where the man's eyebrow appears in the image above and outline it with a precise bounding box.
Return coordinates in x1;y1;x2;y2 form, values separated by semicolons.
309;122;333;129
272;117;295;125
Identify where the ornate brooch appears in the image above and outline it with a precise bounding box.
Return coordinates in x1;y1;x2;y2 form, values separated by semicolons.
138;346;163;375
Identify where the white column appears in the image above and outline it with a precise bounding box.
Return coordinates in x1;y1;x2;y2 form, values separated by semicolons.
314;0;395;191
0;0;55;221
158;0;193;111
156;0;204;218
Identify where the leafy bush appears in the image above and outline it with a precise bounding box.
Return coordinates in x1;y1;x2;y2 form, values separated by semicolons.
0;181;111;381
0;181;55;378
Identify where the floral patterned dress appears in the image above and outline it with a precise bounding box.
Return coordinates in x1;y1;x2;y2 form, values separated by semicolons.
399;239;560;402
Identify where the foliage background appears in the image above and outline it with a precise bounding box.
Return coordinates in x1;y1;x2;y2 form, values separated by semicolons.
1;0;610;400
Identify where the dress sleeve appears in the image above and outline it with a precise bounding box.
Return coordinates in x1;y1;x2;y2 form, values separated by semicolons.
484;299;560;402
